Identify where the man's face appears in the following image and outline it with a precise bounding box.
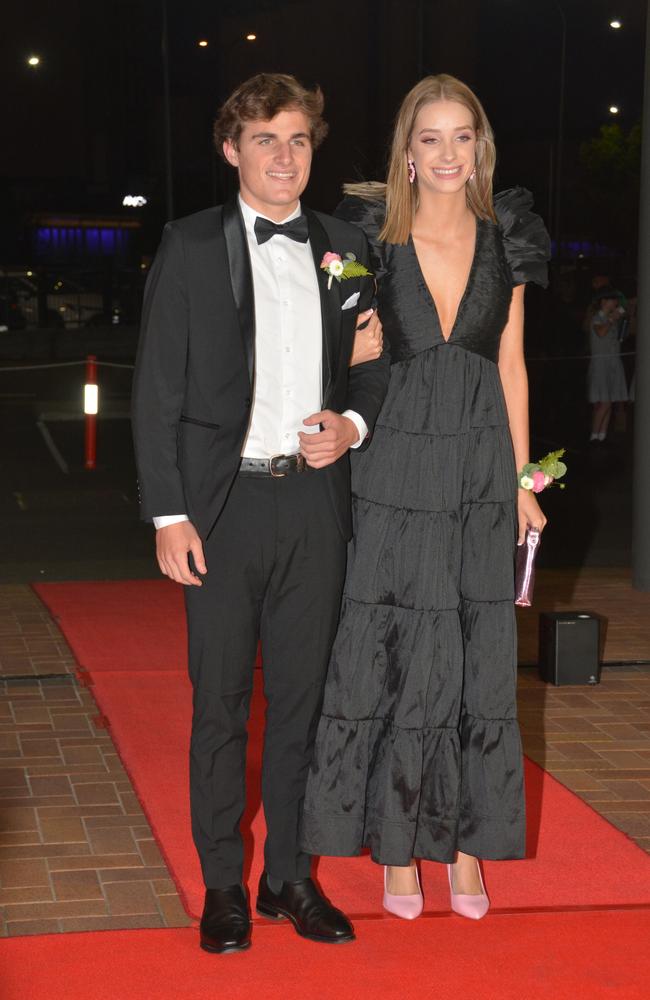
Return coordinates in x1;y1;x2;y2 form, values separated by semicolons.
223;109;313;220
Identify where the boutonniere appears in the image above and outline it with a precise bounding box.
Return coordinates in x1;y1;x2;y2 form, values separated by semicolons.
320;251;372;290
518;449;567;493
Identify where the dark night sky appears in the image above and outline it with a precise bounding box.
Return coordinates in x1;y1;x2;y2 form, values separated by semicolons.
0;0;646;255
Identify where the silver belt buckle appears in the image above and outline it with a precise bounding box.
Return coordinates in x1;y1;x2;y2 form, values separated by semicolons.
269;453;306;477
269;454;287;478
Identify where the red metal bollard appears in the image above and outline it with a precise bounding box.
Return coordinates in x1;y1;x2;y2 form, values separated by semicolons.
84;354;98;470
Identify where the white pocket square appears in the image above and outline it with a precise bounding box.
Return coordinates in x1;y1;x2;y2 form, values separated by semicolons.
341;292;360;311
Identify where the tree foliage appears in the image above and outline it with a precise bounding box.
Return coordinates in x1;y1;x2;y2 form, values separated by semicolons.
580;124;641;185
576;124;641;248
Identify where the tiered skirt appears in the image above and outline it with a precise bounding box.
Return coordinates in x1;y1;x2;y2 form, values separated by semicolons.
302;344;526;864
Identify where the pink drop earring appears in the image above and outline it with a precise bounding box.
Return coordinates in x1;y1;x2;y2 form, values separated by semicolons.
469;168;476;181
408;158;416;184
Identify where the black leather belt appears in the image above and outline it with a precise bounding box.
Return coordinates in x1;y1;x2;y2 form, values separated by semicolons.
239;454;309;478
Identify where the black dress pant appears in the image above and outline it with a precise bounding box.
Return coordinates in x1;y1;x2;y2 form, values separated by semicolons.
184;470;346;890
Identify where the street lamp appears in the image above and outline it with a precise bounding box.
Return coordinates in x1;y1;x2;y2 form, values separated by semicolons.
161;0;174;220
507;1;565;259
26;55;41;67
609;105;620;115
550;0;566;264
609;19;622;29
631;0;650;590
246;33;257;41
198;39;208;48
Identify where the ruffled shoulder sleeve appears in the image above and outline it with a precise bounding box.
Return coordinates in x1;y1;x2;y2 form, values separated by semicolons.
334;195;387;281
493;187;550;288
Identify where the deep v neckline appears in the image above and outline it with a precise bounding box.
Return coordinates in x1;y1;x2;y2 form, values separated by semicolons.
410;217;481;344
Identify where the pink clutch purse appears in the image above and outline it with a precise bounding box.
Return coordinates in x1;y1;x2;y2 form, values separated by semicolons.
515;528;541;607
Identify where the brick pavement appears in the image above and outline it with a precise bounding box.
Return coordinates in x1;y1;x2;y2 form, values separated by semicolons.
516;567;650;664
518;666;650;852
0;586;190;937
1;582;649;937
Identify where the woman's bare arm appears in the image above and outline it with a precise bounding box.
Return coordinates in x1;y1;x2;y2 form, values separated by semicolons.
498;285;529;472
498;284;547;541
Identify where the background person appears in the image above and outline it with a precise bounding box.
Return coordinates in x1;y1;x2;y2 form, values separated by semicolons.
587;287;629;442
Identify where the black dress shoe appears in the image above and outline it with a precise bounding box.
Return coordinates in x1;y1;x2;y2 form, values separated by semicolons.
200;885;251;954
256;872;354;944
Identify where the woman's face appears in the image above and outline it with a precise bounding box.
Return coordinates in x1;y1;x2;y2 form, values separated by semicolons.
601;297;619;315
408;100;477;196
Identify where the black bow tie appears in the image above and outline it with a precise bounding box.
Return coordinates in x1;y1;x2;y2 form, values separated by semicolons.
254;214;309;245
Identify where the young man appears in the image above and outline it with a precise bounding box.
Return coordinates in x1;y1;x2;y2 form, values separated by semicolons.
132;74;388;953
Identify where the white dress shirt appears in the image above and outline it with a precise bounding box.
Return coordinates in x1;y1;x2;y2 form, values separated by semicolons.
240;195;323;459
154;196;367;529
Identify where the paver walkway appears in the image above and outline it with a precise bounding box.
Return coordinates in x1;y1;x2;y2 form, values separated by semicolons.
1;581;649;937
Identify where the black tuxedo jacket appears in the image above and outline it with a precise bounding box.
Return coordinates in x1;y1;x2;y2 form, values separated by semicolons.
131;198;390;540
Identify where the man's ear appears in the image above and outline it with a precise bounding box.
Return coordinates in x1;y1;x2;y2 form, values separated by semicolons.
223;139;239;168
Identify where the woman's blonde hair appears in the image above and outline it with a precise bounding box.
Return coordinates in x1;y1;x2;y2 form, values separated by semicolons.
346;75;496;244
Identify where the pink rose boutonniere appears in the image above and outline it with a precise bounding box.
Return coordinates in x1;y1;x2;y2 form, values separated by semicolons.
320;251;372;290
518;449;567;493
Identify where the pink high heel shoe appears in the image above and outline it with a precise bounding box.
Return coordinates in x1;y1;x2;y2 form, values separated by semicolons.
447;861;489;920
382;865;424;920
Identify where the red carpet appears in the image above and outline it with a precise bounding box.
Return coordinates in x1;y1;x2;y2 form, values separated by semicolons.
6;912;650;1000
35;580;188;672
24;580;650;1000
34;579;650;920
88;670;650;920
33;579;261;673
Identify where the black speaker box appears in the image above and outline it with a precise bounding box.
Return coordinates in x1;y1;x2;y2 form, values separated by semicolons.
538;612;601;685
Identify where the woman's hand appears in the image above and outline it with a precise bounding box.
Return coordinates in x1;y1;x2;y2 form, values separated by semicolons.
517;489;547;545
350;310;383;366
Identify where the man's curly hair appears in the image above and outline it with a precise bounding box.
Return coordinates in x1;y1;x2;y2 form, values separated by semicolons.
214;73;329;159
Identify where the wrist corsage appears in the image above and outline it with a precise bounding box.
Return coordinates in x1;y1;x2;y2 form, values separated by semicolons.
518;449;567;493
320;251;372;290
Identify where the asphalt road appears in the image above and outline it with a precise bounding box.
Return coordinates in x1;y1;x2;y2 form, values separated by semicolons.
0;363;634;584
1;364;158;582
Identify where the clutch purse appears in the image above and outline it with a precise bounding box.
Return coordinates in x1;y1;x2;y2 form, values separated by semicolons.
514;528;541;607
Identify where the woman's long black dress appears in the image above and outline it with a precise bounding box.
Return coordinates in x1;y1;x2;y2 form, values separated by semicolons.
301;188;550;866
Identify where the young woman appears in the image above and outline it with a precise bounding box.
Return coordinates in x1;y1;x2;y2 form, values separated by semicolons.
587;288;628;441
302;75;549;919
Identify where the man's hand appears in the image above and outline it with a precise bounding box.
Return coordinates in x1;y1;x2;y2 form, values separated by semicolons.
156;521;207;586
298;411;359;469
350;309;383;366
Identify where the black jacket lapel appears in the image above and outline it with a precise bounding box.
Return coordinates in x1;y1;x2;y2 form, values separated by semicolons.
304;207;341;406
223;197;255;387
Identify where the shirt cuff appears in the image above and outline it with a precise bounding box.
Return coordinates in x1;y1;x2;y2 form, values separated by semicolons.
342;409;368;449
153;514;189;529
